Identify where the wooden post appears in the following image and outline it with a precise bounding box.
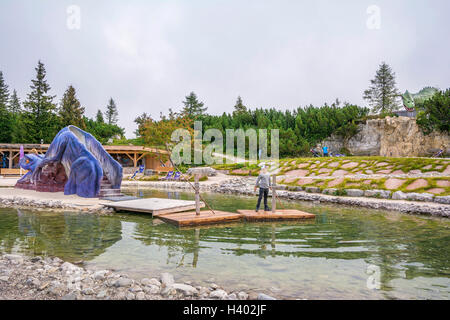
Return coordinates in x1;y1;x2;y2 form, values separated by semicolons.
195;174;200;216
272;174;277;213
8;151;12;169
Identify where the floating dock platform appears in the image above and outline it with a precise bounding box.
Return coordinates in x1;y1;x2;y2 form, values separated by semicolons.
237;209;316;222
103;198;205;216
157;210;243;227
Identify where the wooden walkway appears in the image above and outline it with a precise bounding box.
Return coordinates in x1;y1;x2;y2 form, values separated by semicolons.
103;198;205;215
157;210;243;227
237;209;316;222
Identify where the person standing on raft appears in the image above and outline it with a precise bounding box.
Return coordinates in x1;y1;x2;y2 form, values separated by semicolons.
254;167;272;212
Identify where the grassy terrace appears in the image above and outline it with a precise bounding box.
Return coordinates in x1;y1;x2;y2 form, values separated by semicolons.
213;157;450;196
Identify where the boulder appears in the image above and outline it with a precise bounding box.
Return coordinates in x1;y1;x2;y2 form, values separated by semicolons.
186;167;217;177
364;190;391;199
406;193;434;202
345;189;364;197
392;191;408;200
160;273;175;287
434;196;450;204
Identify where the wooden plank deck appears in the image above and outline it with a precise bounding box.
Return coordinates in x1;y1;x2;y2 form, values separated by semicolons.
103;198;205;215
237;209;315;222
157;210;243;227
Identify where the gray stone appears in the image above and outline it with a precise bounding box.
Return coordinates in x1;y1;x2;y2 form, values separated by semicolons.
172;283;198;296
0;276;9;282
257;293;277;300
392;191;408;200
114;277;133;287
82;288;95;295
4;254;23;263
186;167;217;177
160;272;174;287
406;193;434;202
143;285;160;294
141;278;160;287
135;292;146;300
435;196;450;204
93;270;108;280
322;188;337;195
238;291;249;300
96;290;107;299
210;289;228;300
227;293;237;300
345;189;365;197
62;292;78;300
126;292;135;300
364;190;391;199
305;187;321;194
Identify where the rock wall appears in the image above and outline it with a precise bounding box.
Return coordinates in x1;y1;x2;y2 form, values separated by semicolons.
322;117;450;157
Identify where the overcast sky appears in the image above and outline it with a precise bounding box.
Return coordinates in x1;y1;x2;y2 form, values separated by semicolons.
1;0;449;137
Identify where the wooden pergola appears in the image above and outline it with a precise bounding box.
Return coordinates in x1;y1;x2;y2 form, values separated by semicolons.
0;143;172;175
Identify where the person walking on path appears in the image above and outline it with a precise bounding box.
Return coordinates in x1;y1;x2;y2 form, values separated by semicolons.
254;167;272;212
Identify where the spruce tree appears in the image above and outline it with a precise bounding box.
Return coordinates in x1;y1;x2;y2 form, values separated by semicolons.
181;92;207;118
105;98;118;124
363;62;401;114
9;89;21;114
96;109;104;123
59;85;86;129
18;61;57;143
233;96;247;115
0;71;12;142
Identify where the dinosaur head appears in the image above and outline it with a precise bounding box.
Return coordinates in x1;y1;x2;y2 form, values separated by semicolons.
402;90;415;110
19;153;44;172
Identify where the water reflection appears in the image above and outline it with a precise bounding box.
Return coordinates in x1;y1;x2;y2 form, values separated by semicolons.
0;208;122;261
0;189;449;299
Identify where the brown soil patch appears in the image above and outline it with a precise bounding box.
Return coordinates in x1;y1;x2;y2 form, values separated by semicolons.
384;178;406;190
427;188;445;195
332;169;348;176
405;179;429;191
436;180;450;187
376;162;389;167
341;162;358;169
297;178;314;186
283;177;298;184
328;177;344;187
328;162;340;168
285;169;309;177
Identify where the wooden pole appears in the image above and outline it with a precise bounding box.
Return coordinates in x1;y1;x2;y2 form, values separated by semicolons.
195;174;200;216
272;174;277;213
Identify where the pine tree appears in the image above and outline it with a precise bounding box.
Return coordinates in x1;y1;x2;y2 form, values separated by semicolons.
16;61;58;143
9;89;21;114
0;71;12;142
105;98;118;124
181;92;207;118
363;62;401;114
59;85;86;129
96;109;104;123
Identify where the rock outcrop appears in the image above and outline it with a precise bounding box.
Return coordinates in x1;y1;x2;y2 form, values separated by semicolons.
322;117;449;157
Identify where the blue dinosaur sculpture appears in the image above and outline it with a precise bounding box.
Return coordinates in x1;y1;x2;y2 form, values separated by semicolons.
16;125;123;198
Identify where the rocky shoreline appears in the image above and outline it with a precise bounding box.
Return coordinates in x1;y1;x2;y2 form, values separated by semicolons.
122;178;450;217
0;254;272;300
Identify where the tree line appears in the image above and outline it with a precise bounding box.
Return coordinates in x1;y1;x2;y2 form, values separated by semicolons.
135;92;370;158
0;61;124;145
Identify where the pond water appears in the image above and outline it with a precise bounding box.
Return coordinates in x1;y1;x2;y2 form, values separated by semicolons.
0;189;449;299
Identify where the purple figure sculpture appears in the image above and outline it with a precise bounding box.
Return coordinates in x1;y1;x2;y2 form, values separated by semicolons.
16;125;123;198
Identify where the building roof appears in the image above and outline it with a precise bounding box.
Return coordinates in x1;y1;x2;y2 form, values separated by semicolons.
0;143;169;155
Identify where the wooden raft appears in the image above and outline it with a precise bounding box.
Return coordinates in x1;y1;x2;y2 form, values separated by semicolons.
237;209;315;222
103;198;205;216
157;210;243;227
